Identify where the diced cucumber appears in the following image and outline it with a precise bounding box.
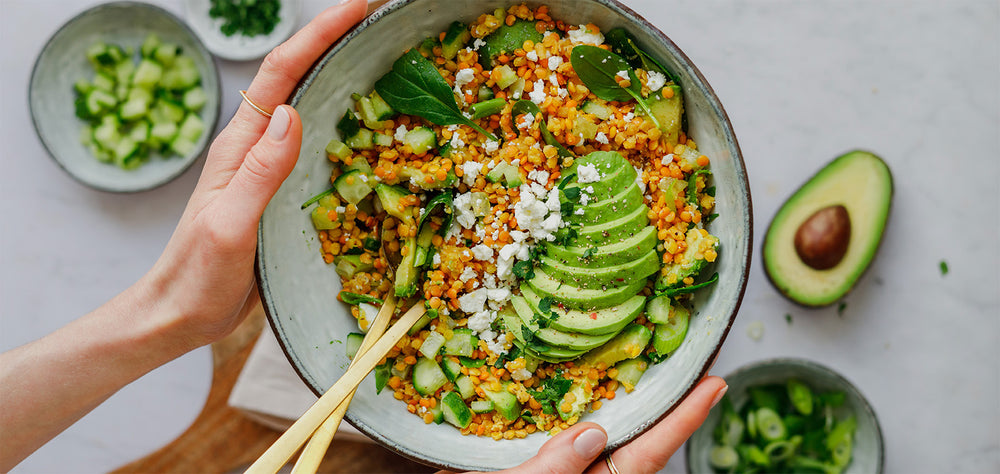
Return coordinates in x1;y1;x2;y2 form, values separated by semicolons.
86;89;118;116
357;96;390;129
412;357;448;396
374;361;391;394
128;120;150;142
509;77;526;100
333;254;373;278
177;114;204;143
494;65;519;89
132;60;163;89
74;78;93;95
428;401;444;424
92;72;116;92
369;91;395;120
325;139;352;160
149;121;178;146
374;184;413;221
645;294;671;325
417;36;438;57
342;155;373;175
114;60;135;86
153;43;180;67
141;34;162;58
478;85;495;101
182;87;208;111
652;302;689;356
403;127;436;155
119;96;149;121
113;136;143;169
470;400;494;413
373;132;394;147
160;56;200;90
93;115;121;150
419;331;446;358
345;332;365;359
333;169;374;205
442;328;477;357
455;375;476;400
344;128;374;150
613;355;649;392
408;312;432;336
441;21;471;60
441;357;463;382
440;391;473;428
482;384;521;420
169;136;197;157
580;100;614;120
337;109;361;139
152;100;186;124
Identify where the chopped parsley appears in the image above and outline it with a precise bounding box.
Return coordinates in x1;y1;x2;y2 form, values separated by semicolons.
939;260;949;275
529;370;573;414
837;301;847;316
785;313;793;325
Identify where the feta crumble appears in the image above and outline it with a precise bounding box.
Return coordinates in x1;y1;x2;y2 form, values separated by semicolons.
595;132;609;144
394;124;408;142
568;25;605;45
577;163;601;183
461;160;481;187
526;50;538;61
646;70;667;91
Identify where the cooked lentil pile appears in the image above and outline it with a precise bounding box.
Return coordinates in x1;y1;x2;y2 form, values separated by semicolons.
305;4;720;439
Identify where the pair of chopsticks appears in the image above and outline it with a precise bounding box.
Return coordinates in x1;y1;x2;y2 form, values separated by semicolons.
245;293;425;474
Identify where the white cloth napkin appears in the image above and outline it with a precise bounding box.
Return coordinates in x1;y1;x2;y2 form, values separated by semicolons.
228;323;370;443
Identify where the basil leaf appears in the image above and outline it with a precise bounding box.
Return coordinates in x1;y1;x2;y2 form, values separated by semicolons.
336;109;360;138
604;27;677;83
562;186;581;202
418;191;455;235
374;49;496;140
511;100;574;157
570;45;660;128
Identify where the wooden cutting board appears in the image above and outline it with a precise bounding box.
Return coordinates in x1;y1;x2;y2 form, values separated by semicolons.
111;305;436;474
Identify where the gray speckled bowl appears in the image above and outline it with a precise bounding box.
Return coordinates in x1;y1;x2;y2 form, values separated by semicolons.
686;358;884;474
29;1;220;193
257;0;751;470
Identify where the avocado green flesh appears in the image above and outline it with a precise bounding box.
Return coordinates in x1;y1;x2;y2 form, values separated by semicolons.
582;323;653;367
569;181;644;225
763;150;893;307
557;382;592;421
501;311;590;361
540;249;660;290
526;268;646;311
564;156;636;202
509;296;617;350
574;204;650;245
657;228;720;290
543;225;658;267
520;286;645;335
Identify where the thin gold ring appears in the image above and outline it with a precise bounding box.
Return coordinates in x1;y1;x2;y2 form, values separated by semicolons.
239;89;273;118
605;453;620;474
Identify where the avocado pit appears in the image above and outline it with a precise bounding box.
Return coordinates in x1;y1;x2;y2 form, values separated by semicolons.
794;205;851;270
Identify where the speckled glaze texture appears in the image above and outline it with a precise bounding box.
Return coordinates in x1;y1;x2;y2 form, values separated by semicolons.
29;1;220;193
256;0;751;470
686;358;884;474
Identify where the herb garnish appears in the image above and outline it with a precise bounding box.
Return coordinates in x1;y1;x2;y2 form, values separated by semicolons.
338;291;384;306
301;188;335;209
210;0;281;38
374;49;496;140
529;370;573;415
570;45;660;129
939;260;949;275
656;272;719;298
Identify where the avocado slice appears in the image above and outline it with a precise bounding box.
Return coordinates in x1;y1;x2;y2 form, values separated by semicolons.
557;382;592;421
478;20;544;68
581;323;653;368
540;249;660;290
520;286;645;335
569;180;645;225
500;311;590;361
526;267;647;311
544;225;658;267
563;151;636;201
763;150;893;307
509;296;617;350
574;204;650;245
656;228;720;290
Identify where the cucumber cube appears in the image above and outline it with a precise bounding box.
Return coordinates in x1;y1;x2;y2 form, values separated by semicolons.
133;60;163;89
177;114;204;143
412;357;448;396
419;331;446;358
440;391;473;428
442;328;478;357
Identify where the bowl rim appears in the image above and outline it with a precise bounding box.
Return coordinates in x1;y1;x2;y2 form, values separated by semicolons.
683;357;886;474
28;0;221;194
256;0;752;469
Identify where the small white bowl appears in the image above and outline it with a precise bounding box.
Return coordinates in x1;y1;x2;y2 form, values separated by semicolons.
686;358;885;473
29;1;221;193
257;0;752;470
183;0;301;61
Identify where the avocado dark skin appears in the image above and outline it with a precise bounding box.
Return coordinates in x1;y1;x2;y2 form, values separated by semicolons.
762;151;893;307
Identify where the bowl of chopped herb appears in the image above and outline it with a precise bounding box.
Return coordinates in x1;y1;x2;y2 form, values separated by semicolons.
183;0;301;61
256;0;751;470
686;358;884;474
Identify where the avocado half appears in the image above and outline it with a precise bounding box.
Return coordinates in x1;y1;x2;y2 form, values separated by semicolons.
762;150;893;307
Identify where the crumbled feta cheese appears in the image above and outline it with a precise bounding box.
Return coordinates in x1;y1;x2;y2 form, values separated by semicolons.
528;79;547;105
568;25;604;45
646;70;667;91
547;56;563;70
483;273;499;288
467;310;494;333
459;266;478;282
528;169;550;185
471;244;493;261
577;163;601;183
661;154;675;165
480;329;509;355
455;68;476;88
595;132;609;144
483;139;500;154
545;188;562;212
510;230;529;243
526;50;538;61
472;38;486;51
585;186;594;193
580;193;590;206
510;368;533;381
623;111;635;122
487;288;511;305
335;206;346;214
453;192;478;228
394;124;408;142
517;111;535;130
432;252;442;266
616;70;630;81
574;208;585;215
458;289;489;314
635;166;646;193
461;161;481;187
450;133;465;149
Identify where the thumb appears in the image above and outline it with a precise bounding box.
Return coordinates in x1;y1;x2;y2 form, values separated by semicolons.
501;423;607;474
219;104;302;234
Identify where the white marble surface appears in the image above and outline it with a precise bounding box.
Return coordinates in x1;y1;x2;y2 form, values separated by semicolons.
1;0;997;473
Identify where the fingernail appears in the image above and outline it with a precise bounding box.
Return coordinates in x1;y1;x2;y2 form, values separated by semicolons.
339;0;352;4
267;105;291;140
710;384;729;409
573;428;607;459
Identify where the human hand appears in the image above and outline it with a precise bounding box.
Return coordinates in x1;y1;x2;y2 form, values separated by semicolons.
441;376;727;474
143;0;368;349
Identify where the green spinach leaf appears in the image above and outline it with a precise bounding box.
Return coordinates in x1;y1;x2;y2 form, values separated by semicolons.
570;45;660;129
374;49;496;140
511;99;574;157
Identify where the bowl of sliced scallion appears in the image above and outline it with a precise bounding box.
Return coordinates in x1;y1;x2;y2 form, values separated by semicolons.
686;358;884;474
29;1;220;193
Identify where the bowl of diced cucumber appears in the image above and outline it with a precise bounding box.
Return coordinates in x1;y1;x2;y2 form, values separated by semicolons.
686;358;884;474
29;1;220;193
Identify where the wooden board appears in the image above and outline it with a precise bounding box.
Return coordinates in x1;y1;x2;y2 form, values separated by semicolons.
112;305;436;474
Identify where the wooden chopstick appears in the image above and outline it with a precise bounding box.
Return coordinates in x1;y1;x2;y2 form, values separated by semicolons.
289;293;398;474
244;301;426;474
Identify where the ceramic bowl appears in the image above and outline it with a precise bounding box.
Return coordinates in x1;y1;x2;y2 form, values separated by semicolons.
182;0;301;61
685;358;884;473
257;0;751;470
29;1;220;193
